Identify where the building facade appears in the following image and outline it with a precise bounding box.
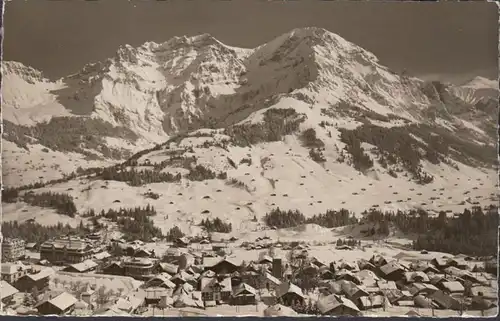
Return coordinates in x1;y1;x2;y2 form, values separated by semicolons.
1;238;26;262
40;238;93;264
122;258;155;280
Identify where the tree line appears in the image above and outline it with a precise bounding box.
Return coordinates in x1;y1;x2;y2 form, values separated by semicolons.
1;221;85;246
21;192;77;217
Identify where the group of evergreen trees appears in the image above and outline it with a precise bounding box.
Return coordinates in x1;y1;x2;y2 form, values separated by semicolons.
1;221;84;245
100;167;182;186
22;192;77;217
165;226;185;242
362;206;498;256
185;165;227;181
224;108;305;147
200;217;232;233
339;129;374;172
86;205;161;241
264;208;359;229
3;117;136;159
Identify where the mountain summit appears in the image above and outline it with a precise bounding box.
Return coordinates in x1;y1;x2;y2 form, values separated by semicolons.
2;28;497;190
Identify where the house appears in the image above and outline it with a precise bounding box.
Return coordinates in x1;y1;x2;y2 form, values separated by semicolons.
381;289;413;305
112;295;144;314
143;274;176;297
275;281;305;306
431;257;450;270
340;280;369;303
1;238;26;262
174;237;190;248
134;249;153;258
170;271;192;286
379;261;405;281
263;303;298;316
355;269;379;287
441;281;465;294
358;295;386;310
231;283;257;305
0;280;19;305
158;262;179;275
377;280;398;291
14;267;54;292
63;259;98;273
335;270;361;285
430;290;462;310
200;276;232;304
40;238;94;264
101;262;124;276
414;263;439;274
93;251;111;261
404;271;430;284
258;255;273;265
144;288;170;306
357;259;376;271
206;258;240;275
36;292;78;315
25;243;37;251
318;266;335;280
1;263;28;284
317;294;361;316
370;255;389;267
408;282;439;296
178;253;195;270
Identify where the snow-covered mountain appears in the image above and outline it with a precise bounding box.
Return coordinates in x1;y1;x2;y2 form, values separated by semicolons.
451;76;498;105
2;28;497;231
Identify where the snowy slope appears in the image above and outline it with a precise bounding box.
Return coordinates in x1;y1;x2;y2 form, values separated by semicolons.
2;28;497;234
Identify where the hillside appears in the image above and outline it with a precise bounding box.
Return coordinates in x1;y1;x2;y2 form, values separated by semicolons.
2;27;498;238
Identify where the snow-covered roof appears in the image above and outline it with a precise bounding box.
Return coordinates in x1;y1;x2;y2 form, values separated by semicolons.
0;280;19;300
47;292;78;311
317;294;359;315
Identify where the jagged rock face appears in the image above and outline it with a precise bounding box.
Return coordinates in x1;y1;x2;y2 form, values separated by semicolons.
2;27;497;186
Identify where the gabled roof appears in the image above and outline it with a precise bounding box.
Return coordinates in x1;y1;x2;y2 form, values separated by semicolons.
0;280;19;300
379;261;404;276
66;260;98;273
232;283;257;296
275;281;304;299
264;272;281;286
200;277;232;293
442;281;465;293
404;271;430;283
159;262;179;274
41;292;78;312
317;294;359;315
376;280;397;290
145;274;176;289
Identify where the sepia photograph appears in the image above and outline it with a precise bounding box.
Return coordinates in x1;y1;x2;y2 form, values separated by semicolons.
0;0;498;317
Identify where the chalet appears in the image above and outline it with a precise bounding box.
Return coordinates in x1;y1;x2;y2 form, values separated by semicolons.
318;266;335;280
317;294;361;316
357;259;376;271
25;243;37;251
381;289;413;305
358;295;386;310
174;237;190;248
178;253;195;270
335;270;361;285
404;271;430;284
0;280;19;305
1;263;28;284
134;249;153;258
144;288;170;306
36;292;78;315
170;271;192;286
93;251;111;261
275;281;305;306
263;304;298;316
413;295;434;309
159;262;179;275
431;257;451;270
200;276;232;304
231;283;257;305
258;255;273;265
63;259;98;273
441;281;465;294
173;282;195;297
355;270;379;287
144;274;176;297
112;296;144;314
206;258;240;275
430;290;462;310
340;280;369;304
370;255;389;267
379;261;405;281
14;267;54;292
311;257;327;268
377;280;398;291
101;262;124;276
408;282;439;296
414;264;439;274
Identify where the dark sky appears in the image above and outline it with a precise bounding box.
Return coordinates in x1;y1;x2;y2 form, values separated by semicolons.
3;0;498;83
